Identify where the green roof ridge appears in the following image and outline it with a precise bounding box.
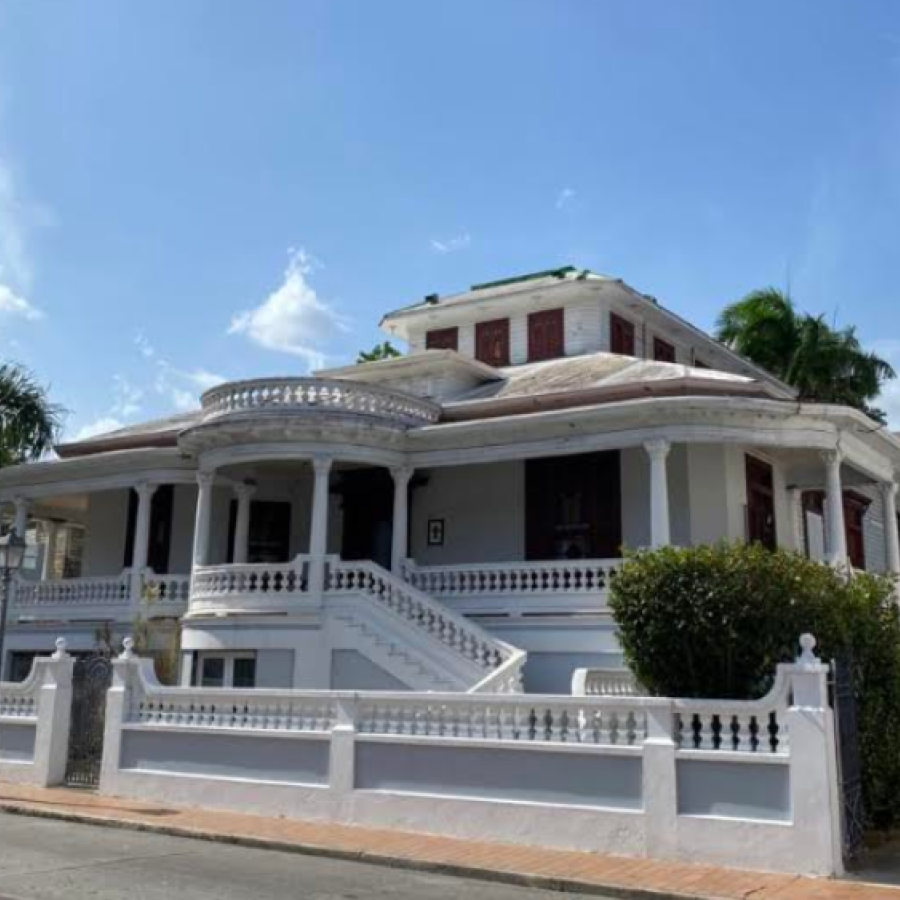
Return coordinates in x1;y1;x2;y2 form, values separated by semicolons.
470;266;579;292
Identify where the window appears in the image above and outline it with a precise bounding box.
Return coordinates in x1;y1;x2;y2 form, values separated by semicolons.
195;652;257;688
843;493;870;571
610;313;636;356
694;359;711;369
527;308;564;362
475;318;510;367
425;327;459;351
653;337;676;363
123;485;174;573
745;456;777;550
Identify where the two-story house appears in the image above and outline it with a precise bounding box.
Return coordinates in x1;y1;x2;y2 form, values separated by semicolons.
2;266;898;693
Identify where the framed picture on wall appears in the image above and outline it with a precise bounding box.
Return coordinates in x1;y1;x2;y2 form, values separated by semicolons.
427;518;445;546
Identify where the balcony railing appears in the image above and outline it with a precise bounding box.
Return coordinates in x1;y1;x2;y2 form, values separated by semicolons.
189;559;311;614
401;558;622;616
200;377;440;427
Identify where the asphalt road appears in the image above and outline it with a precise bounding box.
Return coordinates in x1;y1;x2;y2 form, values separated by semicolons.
0;811;613;900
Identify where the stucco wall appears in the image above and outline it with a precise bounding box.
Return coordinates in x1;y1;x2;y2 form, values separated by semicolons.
83;489;129;576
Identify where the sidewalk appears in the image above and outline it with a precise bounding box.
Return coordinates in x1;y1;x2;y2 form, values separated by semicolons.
0;782;893;900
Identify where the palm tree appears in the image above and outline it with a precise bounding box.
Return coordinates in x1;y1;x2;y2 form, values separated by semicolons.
357;341;401;363
716;288;895;422
0;364;62;467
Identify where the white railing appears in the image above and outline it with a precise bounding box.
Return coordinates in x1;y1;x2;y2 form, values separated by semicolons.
200;377;440;427
141;573;191;606
572;668;645;697
326;558;522;691
189;559;311;613
402;558;621;616
13;573;132;608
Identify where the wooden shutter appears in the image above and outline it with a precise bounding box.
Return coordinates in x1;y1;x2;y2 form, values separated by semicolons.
745;456;777;550
475;318;510;367
610;314;636;356
653;337;676;363
843;493;870;570
528;308;564;362
425;327;459;351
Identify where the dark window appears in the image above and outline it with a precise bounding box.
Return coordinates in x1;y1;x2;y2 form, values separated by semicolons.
233;657;257;688
844;493;870;570
746;456;777;550
123;485;174;573
200;657;225;688
610;314;636;356
653;337;676;363
227;500;292;564
694;359;711;369
425;327;459;351
8;651;37;683
526;451;622;560
527;308;565;362
475;318;510;367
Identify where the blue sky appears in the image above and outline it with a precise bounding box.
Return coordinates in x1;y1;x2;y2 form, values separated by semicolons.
1;0;899;438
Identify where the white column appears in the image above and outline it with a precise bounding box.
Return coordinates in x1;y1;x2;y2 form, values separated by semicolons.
192;471;216;569
232;483;256;565
822;450;847;567
881;481;900;576
644;440;672;548
131;483;158;573
789;487;805;554
13;496;30;538
390;465;414;574
41;520;59;581
308;456;332;600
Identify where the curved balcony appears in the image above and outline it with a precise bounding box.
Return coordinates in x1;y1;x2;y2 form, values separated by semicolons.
199;377;441;428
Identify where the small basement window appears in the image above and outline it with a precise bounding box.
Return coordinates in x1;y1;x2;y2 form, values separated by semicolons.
194;652;257;688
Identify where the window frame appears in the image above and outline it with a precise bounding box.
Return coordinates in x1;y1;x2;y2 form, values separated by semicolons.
527;308;565;362
475;317;511;367
609;313;636;356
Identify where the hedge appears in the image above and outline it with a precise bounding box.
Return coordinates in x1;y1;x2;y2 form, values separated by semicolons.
609;542;900;829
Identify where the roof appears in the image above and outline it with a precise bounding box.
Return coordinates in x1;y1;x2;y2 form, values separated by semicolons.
56;410;201;458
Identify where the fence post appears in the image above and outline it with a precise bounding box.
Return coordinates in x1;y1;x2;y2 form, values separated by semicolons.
99;637;139;795
330;695;357;796
642;701;678;859
786;634;843;876
32;637;74;787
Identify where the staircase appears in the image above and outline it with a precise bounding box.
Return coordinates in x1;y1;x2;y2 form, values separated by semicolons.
324;557;526;693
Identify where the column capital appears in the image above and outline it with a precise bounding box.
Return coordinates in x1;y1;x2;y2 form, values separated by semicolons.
644;439;671;461
820;449;843;468
390;464;415;485
12;495;31;510
881;481;898;501
134;481;158;500
196;470;216;489
233;481;257;501
311;456;333;477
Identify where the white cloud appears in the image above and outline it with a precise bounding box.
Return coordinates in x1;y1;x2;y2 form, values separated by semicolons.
430;233;471;254
872;339;900;428
228;249;349;369
555;187;576;210
71;417;126;442
0;283;42;320
134;333;227;410
110;375;143;418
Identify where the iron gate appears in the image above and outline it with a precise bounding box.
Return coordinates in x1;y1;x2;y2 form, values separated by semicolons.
65;653;113;788
831;653;865;863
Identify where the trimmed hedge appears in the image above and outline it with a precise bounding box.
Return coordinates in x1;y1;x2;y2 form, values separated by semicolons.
609;543;900;828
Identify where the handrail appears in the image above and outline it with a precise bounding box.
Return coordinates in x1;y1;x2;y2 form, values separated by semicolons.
191;559;310;603
200;377;440;427
13;573;131;607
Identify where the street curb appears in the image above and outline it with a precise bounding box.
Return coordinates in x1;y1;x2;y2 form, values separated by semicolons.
0;801;696;900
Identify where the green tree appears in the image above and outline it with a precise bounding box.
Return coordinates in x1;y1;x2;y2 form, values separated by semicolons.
0;363;62;467
716;288;895;422
357;341;401;363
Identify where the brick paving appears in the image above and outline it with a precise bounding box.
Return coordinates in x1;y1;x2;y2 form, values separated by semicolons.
0;782;895;900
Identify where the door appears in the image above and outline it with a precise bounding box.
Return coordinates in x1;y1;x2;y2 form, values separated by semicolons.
227;500;292;563
526;451;622;559
475;318;510;367
528;308;564;362
339;468;395;568
746;456;777;550
123;485;174;572
843;493;870;570
610;313;636;356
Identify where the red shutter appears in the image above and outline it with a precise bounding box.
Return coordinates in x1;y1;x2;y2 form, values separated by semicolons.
610;314;636;356
653;337;676;363
528;308;564;362
843;493;870;570
425;327;459;351
475;318;510;367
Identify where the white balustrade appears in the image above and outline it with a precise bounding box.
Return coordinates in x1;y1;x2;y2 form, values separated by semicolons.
141;573;191;606
189;559;311;612
326;559;518;682
200;377;440;427
572;668;645;697
13;574;131;608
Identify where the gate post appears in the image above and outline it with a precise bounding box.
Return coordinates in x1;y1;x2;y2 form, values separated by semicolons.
33;638;75;787
99;638;139;795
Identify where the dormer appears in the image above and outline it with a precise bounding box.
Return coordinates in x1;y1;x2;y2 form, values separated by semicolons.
380;267;795;397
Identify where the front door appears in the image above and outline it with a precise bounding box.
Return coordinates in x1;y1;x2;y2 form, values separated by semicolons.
526;451;622;559
746;455;777;550
339;468;394;569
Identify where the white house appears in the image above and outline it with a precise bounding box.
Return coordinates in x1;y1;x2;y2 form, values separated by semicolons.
2;266;899;694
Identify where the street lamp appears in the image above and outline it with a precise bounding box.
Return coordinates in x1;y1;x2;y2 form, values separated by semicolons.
0;528;27;680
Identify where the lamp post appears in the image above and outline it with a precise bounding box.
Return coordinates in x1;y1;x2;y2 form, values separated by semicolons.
0;528;27;681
